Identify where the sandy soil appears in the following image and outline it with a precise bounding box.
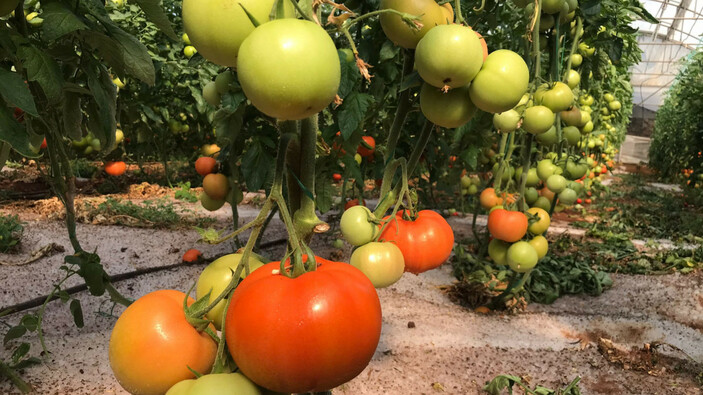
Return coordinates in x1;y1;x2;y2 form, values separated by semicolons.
0;193;702;394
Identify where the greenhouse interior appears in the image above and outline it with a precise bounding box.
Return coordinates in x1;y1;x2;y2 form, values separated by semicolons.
0;0;702;393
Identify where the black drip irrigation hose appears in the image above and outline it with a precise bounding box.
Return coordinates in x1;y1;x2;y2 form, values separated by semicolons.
0;238;289;316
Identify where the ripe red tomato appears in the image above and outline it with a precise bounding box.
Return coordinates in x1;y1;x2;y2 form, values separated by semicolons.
357;136;375;157
104;161;127;176
225;256;382;393
487;209;528;242
344;198;365;211
333;173;342;182
182;249;202;263
378;210;454;274
40;138;47;149
109;290;217;395
13;107;24;122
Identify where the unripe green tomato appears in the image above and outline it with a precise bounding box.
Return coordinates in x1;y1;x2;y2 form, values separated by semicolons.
470;50;530;113
488;238;510;265
183;45;197;58
507;241;538;273
529;235;549;259
608;100;621;111
525;187;539;204
523;106;555;135
558;188;578;205
214;71;234;95
570;53;582;67
181;33;191;45
580;121;594;134
537;159;557;181
493;109;521;133
350;242;405;288
542;0;566;14
468;184;478;195
415;25;484;89
546;174;567;193
539;14;555;31
532;196;552;211
566;69;580;89
91;138;102;151
461;175;472;188
526;168;540;187
419;83;476;128
196;254;264;329
237;19;340;120
379;0;448;49
200;192;225;211
340;206;378;246
203;82;221;107
354;153;362;165
115;129;124;144
84;146;94;155
536;126;558;146
604;93;615;102
563;126;581;147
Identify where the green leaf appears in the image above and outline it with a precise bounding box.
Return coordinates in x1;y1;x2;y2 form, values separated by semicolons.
62;92;83;141
214;104;246;144
69;299;84;328
462;145;480;170
131;0;178;40
72;253;107;297
338;92;373;139
18;45;64;104
104;24;156;85
81;32;126;77
400;71;422;92
10;343;30;364
41;2;88;42
20;315;38;332
315;171;334;213
580;0;601;17
0;69;37;116
3;325;27;345
242;140;274;191
58;290;71;303
0;104;36;158
379;40;397;61
484;375;516;395
338;54;360;99
84;59;116;148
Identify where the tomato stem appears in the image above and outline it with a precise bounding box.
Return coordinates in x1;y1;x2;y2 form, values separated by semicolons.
517;134;535;212
294;115;329;242
384;50;415;164
530;0;542;80
0;359;32;394
563;17;583;81
454;0;465;24
286;0;315;22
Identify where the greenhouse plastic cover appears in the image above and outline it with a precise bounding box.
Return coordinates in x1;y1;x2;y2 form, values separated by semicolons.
631;0;703;111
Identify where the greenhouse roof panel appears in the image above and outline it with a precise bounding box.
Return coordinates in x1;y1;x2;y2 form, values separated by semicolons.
630;0;703;111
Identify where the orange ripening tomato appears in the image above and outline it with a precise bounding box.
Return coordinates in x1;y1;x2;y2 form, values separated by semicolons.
195;157;217;176
378;210;455;274
104;161;127;176
109;290;217;395
225;256;381;393
480;187;503;209
487;209;528;242
357;136;375;157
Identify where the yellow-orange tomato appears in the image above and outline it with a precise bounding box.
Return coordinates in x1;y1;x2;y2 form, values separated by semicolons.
480;187;504;209
109;290;217;395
